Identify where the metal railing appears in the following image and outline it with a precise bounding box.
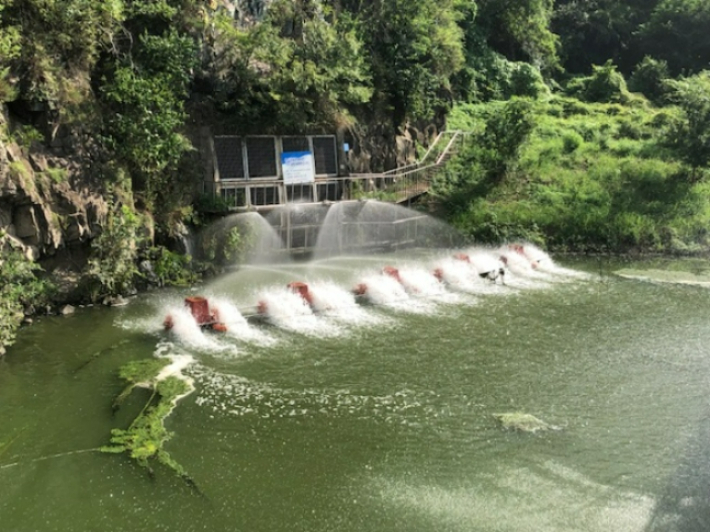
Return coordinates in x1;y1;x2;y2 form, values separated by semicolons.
350;130;468;205
204;130;469;211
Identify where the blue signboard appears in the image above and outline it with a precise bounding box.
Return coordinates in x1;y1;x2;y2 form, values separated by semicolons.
281;151;315;184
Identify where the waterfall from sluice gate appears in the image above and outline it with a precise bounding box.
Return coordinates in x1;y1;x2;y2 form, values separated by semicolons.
196;211;286;266
313;200;464;258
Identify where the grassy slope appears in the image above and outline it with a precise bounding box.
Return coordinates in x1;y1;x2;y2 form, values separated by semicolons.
439;97;710;253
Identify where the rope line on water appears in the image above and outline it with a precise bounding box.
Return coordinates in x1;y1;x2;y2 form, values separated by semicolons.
0;448;102;471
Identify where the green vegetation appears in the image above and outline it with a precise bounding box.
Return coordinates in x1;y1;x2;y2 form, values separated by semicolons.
111;358;171;410
143;247;198;288
0;235;52;355
84;203;142;301
8;160;30;185
434;94;710;253
663;72;710;182
103;359;194;482
566;61;633;104
213;0;373;131
198;220;255;267
10;125;43;149
44;167;67;184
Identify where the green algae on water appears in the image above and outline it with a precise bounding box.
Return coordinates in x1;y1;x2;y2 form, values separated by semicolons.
103;359;194;482
111;358;170;410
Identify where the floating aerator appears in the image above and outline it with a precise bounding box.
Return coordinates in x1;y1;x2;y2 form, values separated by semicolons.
164;296;228;332
257;282;316;314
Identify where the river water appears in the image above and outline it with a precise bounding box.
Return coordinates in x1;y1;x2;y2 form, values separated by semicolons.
1;249;710;532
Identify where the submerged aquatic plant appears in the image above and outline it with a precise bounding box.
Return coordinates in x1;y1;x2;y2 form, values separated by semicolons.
102;359;194;483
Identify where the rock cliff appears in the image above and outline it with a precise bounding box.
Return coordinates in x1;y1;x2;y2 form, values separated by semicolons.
0;105;109;272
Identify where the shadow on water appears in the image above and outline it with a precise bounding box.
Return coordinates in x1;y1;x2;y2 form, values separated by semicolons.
646;410;710;532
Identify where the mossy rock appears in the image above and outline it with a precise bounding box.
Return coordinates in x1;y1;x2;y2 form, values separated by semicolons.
493;412;561;433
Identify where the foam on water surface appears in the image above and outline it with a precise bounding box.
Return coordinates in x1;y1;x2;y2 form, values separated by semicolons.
616;268;710;287
190;365;438;426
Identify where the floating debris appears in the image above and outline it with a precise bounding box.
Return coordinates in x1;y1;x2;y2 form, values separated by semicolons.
493;412;561;433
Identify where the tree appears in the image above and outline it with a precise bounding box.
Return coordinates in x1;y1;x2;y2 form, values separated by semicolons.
0;234;51;354
340;0;465;126
84;204;142;300
432;99;536;211
0;0;122;125
552;0;661;75
0;3;21;101
663;71;710;182
628;56;670;104
210;0;372;132
639;0;710;76
480;99;536;180
476;0;559;71
100;30;196;207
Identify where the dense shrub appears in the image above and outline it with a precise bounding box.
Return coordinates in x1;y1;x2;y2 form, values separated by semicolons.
662;71;710;182
142;247;197;288
83;204;142;301
566;61;632;104
562;131;583;153
457;45;551;102
628;56;671;105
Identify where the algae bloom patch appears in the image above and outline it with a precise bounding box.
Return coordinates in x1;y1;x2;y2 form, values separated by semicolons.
102;358;195;483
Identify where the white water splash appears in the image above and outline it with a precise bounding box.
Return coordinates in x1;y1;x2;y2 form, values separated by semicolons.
398;266;466;305
307;280;383;326
498;246;549;278
489;247;553;290
208;296;276;346
355;272;436;314
163;305;236;353
520;243;590;279
143;246;590;348
435;256;508;296
256;286;343;337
